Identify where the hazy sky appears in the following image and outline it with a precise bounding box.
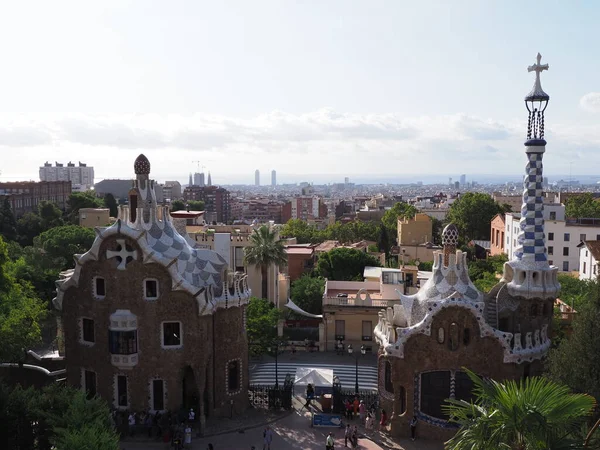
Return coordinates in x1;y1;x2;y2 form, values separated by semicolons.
1;1;599;184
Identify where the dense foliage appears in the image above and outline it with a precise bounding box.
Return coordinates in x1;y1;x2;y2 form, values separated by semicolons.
444;369;596;450
35;225;96;270
565;193;600;219
290;275;326;315
446;193;503;242
280;219;380;245
66;191;104;223
315;247;381;281
0;383;119;450
467;254;507;292
246;297;280;355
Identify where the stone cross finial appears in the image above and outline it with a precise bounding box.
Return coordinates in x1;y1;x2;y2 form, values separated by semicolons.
527;53;549;94
107;239;138;270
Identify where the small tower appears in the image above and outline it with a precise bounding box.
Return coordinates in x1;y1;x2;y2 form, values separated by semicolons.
128;154;158;224
502;53;560;300
207;172;212;186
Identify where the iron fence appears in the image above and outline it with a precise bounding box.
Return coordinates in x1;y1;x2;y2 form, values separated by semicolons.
248;376;294;410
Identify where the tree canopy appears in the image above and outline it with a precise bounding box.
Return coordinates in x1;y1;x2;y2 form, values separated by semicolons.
244;225;287;299
103;193;118;217
187;200;205;211
547;280;600;402
446;193;503;242
0;236;47;362
444;369;595;450
381;202;418;238
246;297;280;355
0;198;18;242
316;247;381;281
565;193;600;219
290;275;325;315
66;192;103;223
279;218;380;246
35;225;95;270
170;199;186;212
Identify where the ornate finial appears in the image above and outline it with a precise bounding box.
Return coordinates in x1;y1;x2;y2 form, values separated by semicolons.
525;53;550;143
134;154;151;175
442;223;458;266
525;53;549;102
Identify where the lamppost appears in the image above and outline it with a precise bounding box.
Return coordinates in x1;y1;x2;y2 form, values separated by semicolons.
347;344;366;394
267;341;285;387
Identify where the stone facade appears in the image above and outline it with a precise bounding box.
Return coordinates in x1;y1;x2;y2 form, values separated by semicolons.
55;155;250;424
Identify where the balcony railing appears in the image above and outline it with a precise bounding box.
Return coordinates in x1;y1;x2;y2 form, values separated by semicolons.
323;297;401;308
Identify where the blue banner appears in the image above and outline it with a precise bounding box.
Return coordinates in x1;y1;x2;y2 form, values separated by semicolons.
312;414;343;427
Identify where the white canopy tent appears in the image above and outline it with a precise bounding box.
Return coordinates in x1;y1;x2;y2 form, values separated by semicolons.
285;298;323;319
293;367;334;395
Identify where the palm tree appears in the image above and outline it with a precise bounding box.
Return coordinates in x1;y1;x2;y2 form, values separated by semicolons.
444;369;595;450
244;225;287;300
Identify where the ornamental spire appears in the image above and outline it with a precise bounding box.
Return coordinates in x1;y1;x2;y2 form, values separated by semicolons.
525;53;550;143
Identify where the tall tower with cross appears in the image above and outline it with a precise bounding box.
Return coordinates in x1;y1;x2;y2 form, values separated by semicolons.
502;53;560;301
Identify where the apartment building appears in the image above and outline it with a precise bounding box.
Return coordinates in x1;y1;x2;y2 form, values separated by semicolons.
0;181;72;217
183;185;231;223
40;161;94;190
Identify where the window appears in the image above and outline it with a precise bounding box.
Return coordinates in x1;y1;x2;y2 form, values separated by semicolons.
420;371;451;420
563;247;569;256
563;261;569;272
117;375;128;407
144;279;159;300
596;234;600;241
549;260;553;266
549;211;556;220
162;322;182;348
548;246;553;255
548;232;554;241
335;320;345;340
84;370;97;399
227;360;240;392
454;371;475;403
586;251;589;257
234;247;244;271
583;262;587;274
152;379;165;411
449;322;459;351
398;386;406;415
580;234;586;242
463;328;471;346
437;327;445;344
82;318;95;343
564;233;570;242
109;330;138;354
94;277;106;297
362;321;373;341
384;361;394;393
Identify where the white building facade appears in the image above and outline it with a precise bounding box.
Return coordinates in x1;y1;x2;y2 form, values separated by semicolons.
505;204;600;273
40;161;95;191
578;241;600;280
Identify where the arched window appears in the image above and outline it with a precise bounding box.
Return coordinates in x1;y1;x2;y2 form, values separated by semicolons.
398;386;406;414
384;361;394;394
463;328;471;346
449;323;459;351
437;327;445;344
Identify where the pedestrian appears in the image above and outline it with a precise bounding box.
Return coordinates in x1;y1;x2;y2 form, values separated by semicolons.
263;425;273;450
351;425;358;448
365;412;373;432
344;424;351;447
352;397;359;418
184;424;192;448
379;409;387;432
358;400;366;424
188;408;195;423
291;344;296;354
326;431;335;450
410;416;418;441
303;383;315;410
345;399;353;420
128;412;136;437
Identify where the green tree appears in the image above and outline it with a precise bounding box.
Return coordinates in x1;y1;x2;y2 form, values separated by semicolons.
0;236;47;362
444;369;595;450
290;275;325;315
381;202;418;239
547;281;600;401
316;247;381;281
446;193;503;242
280;219;318;244
377;222;390;256
565;193;600;219
557;274;593;311
171;199;186;212
38;201;65;230
103;193;118;217
16;212;42;246
187;200;205;211
244;225;288;299
431;217;444;245
10;246;62;305
0;197;18;242
35;225;95;270
67;192;103;223
246;297;280;354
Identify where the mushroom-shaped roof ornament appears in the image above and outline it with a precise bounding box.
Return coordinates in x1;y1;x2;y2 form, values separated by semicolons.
442;223;459;247
134;154;151;175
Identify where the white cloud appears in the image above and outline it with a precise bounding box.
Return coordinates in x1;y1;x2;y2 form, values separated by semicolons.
580;92;600;113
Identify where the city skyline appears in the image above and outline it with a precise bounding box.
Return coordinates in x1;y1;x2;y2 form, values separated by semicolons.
0;2;599;183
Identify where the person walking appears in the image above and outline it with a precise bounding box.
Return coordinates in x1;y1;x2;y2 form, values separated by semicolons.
326;431;335;450
410;416;418;441
263;426;273;450
184;424;192;448
352;397;359;419
188;408;195;423
379;409;387;432
351;425;358;448
302;383;315;410
358;400;366;424
344;424;351;447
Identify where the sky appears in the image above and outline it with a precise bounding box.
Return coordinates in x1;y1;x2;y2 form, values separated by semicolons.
0;0;599;185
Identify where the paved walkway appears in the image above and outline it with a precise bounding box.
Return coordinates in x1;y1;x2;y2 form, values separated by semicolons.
121;397;444;450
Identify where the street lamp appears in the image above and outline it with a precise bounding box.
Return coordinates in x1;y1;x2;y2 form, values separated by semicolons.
267;341;284;387
347;344;366;394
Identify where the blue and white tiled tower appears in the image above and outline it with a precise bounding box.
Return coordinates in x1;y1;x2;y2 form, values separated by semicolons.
504;53;560;300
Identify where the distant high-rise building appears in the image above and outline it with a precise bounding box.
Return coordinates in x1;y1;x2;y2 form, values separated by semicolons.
188;173;193;186
193;172;205;186
449;177;452;187
255;170;260;186
460;174;466;186
207;172;212;186
39;161;94;190
344;177;349;184
271;170;276;186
